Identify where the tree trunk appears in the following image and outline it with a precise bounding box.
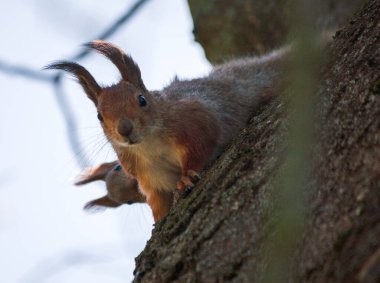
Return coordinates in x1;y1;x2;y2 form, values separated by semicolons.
187;0;366;63
133;1;380;282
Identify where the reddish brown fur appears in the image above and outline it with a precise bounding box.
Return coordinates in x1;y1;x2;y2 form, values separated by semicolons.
166;99;221;174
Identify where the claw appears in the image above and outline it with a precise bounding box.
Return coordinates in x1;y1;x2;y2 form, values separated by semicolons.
176;170;201;197
176;176;194;192
187;170;201;182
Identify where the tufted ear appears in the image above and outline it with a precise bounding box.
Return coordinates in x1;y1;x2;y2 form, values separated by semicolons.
84;40;147;92
44;61;101;106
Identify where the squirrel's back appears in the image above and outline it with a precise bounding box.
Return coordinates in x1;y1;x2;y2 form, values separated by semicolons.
160;46;290;153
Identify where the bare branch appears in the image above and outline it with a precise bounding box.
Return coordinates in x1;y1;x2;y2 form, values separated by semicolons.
71;0;151;62
0;60;53;82
52;79;91;167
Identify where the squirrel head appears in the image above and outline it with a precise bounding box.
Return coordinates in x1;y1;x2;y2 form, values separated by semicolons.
75;162;146;208
45;40;159;147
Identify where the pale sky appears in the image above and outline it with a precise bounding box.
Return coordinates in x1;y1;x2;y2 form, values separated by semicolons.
0;1;210;282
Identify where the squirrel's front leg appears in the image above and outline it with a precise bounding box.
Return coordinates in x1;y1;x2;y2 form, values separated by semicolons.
146;190;173;222
175;139;219;194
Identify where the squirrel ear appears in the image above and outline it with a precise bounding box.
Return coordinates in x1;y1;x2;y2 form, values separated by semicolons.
44;61;101;106
84;40;147;92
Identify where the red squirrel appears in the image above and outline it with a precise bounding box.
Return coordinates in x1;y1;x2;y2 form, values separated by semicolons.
46;41;289;221
75;161;145;210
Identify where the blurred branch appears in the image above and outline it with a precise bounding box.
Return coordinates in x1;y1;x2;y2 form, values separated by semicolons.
0;60;53;82
0;0;151;168
259;0;321;282
52;78;91;167
71;0;151;62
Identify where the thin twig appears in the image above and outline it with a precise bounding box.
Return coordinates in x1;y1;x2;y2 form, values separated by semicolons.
52;78;91;167
70;0;151;62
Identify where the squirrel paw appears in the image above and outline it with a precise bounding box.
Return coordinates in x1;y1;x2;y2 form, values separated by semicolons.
176;170;201;197
187;170;201;182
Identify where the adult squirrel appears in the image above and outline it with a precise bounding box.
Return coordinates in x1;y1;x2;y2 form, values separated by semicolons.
46;41;289;221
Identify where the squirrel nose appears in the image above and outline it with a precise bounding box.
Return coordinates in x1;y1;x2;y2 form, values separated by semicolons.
118;119;133;138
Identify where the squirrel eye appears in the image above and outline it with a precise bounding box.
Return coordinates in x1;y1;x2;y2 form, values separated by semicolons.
138;95;147;107
114;164;122;171
97;112;104;122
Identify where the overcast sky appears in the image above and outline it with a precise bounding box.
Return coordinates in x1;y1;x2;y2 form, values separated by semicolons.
0;1;210;282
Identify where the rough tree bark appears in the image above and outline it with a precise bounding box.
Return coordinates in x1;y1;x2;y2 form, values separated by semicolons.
133;0;380;282
187;0;366;63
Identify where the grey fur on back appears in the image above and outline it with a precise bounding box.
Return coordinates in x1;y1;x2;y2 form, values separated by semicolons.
160;47;290;153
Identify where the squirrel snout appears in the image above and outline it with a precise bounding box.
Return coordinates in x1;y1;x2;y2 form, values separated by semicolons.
118;119;134;140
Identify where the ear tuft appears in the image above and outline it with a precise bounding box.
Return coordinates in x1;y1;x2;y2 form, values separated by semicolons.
84;40;147;91
44;61;101;105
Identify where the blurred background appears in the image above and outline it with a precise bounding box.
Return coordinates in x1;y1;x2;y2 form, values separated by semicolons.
0;0;210;282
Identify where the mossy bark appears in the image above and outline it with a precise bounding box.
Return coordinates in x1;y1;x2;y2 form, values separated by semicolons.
133;1;380;282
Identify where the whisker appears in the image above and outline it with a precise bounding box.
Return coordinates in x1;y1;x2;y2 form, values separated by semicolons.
70;131;115;169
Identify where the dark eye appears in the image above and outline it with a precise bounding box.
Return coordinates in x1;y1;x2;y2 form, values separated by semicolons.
138;95;147;107
114;164;122;171
97;112;104;122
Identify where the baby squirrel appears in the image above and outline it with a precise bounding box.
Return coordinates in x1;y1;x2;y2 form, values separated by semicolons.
46;41;289;221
